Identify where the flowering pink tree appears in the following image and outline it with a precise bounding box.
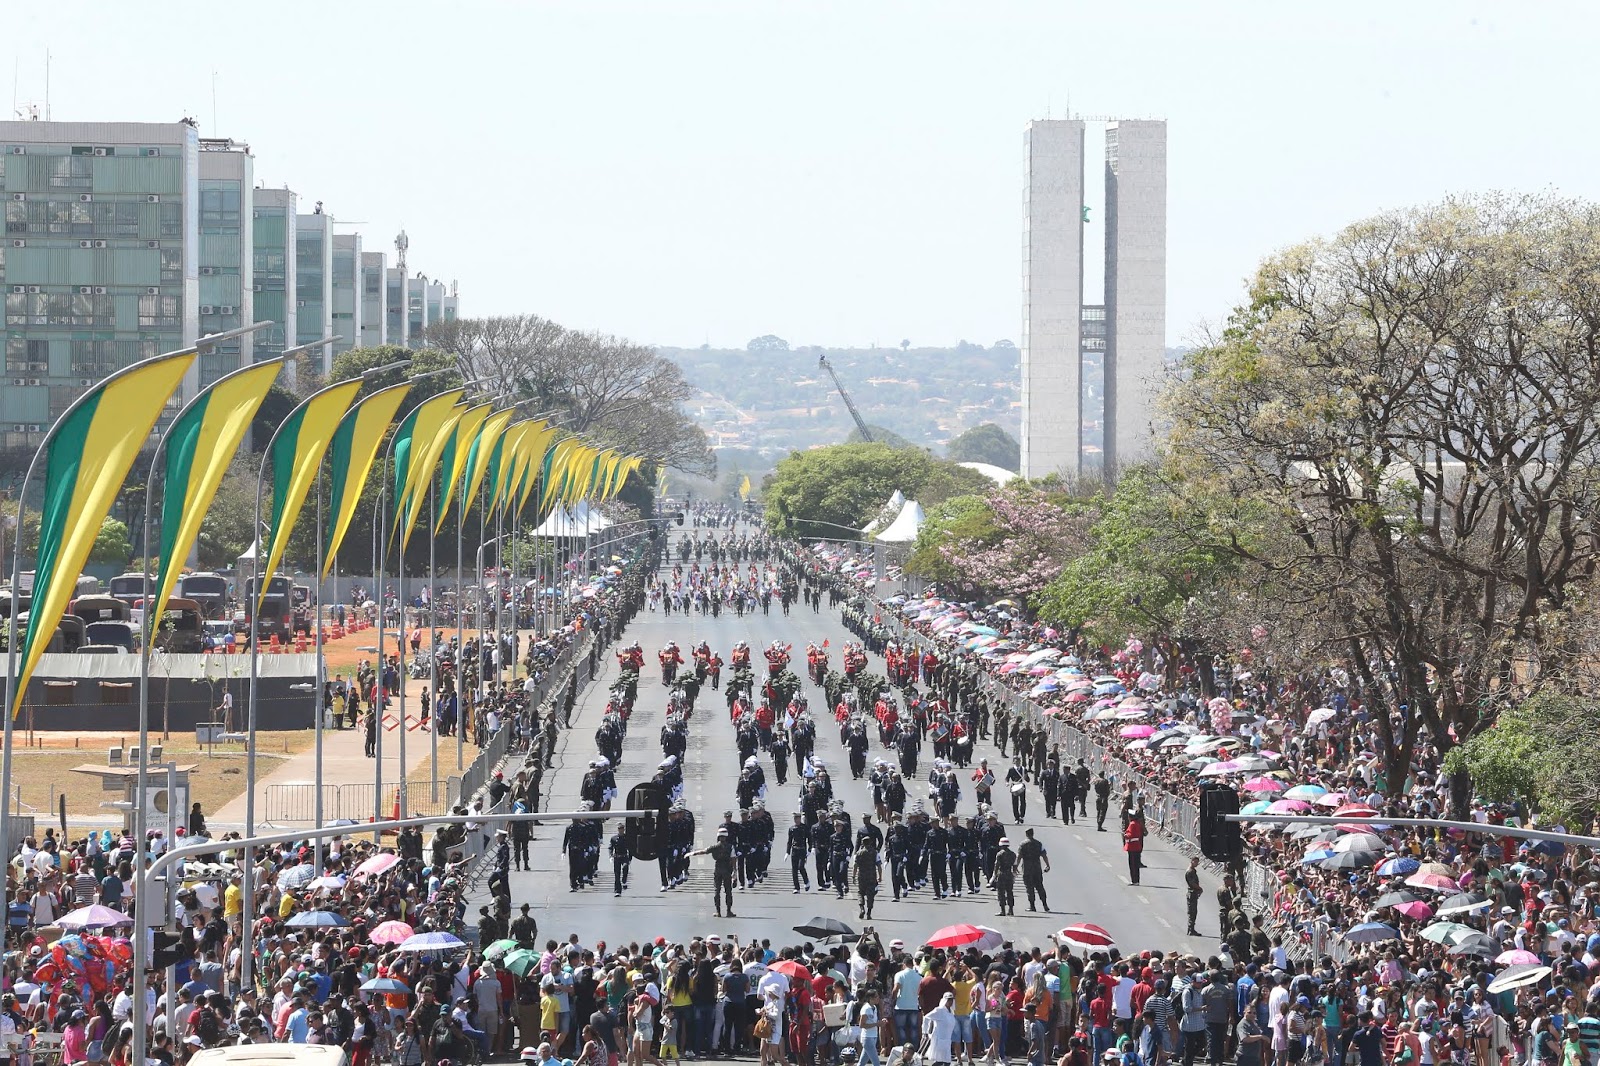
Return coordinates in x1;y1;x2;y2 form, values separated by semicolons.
938;484;1093;601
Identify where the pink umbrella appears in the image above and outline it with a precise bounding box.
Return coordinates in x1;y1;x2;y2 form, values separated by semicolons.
354;852;401;879
1335;804;1380;817
1064;692;1090;703
1266;799;1311;814
1243;777;1285;792
1496;949;1542;966
1120;725;1156;738
370;920;416;945
1404;872;1459;892
1313;792;1347;808
1394;900;1433;921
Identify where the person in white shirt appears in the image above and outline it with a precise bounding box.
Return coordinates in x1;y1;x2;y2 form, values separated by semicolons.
922;993;958;1066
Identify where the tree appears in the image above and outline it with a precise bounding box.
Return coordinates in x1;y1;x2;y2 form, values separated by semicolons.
904;495;998;586
950;483;1093;602
1444;694;1600;826
900;340;910;352
945;423;1021;472
845;424;917;450
197;459;262;570
88;517;133;567
327;344;463;404
992;339;1016;350
748;335;790;352
762;443;992;540
1162;193;1600;803
429;315;715;476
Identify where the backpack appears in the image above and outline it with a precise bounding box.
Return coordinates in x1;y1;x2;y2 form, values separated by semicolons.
196;1006;221;1045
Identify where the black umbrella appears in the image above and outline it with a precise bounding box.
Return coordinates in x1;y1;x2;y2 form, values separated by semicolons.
1321;850;1382;870
793;917;856;940
1374;890;1422;909
1436;892;1492;917
1448;933;1499;958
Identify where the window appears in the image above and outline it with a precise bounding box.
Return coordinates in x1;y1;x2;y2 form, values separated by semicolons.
159;201;182;238
49;156;93;188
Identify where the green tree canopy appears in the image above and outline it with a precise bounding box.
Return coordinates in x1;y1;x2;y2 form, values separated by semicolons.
1443;694;1600;825
904;495;997;585
945;423;1021;472
762;443;992;540
844;424;918;450
88;517;133;567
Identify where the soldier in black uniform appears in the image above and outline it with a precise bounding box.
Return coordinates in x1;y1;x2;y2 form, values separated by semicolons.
1074;760;1091;817
942;815;967;897
926;815;950;899
906;808;929;889
511;801;533;870
787;813;812;891
829;817;852;897
989;837;1017;917
1185;857;1202;935
1059;769;1079;825
885;814;909;901
1094;771;1112;831
961;816;983;893
749;803;775;882
1040;761;1060;820
1017;828;1051;911
979;812;1004;879
810;815;832;890
895;726;918;778
854;840;879;920
694;828;738;918
770;727;791;786
610;827;633;896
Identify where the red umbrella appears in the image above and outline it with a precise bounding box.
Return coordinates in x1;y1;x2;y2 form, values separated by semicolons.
768;959;813;982
925;924;987;948
1054;923;1115;948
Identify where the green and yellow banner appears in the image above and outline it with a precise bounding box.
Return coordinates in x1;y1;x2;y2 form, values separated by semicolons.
514;423;560;516
459;410;513;518
323;381;410;576
151;359;282;631
432;403;492;535
390;389;464;547
259;379;363;608
11;350;194;716
397;400;466;551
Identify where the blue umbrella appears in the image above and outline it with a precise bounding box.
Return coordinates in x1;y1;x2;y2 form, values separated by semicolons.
1344;922;1400;944
1531;840;1566;857
286;910;348;928
397;930;467;953
1093;683;1124;696
1377;857;1420;877
1301;848;1336;865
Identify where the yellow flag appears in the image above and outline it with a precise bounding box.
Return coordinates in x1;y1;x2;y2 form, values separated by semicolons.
324;381;410;576
515;424;560;516
459;410;514;518
432;402;493;535
397;401;466;551
11;350;194;717
739;474;752;501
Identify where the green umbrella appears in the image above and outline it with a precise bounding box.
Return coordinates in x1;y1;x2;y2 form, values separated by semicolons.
503;948;541;977
483;939;520;960
1419;922;1477;945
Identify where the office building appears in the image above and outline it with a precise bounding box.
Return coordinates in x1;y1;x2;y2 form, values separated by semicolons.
1019;119;1084;481
1103;120;1167;474
295;207;332;374
196;137;253;387
0;119;200;443
358;251;387;348
330;233;361;360
250;187;296;367
1020;117;1166;480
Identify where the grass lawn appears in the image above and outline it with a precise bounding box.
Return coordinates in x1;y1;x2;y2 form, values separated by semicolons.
12;730;316;834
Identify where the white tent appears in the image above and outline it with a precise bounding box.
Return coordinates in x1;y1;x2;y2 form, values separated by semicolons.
862;489;907;535
875;500;925;544
532;502;614;538
957;461;1018;487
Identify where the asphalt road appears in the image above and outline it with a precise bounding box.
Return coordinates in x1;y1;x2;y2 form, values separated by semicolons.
488;535;1225;956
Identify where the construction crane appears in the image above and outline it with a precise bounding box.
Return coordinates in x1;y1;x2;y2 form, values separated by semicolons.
818;354;874;442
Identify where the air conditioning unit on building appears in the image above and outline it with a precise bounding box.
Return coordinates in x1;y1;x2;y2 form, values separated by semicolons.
199;305;215;315
92;148;108;157
10;379;23;387
78;379;91;387
199;266;214;276
10;193;24;201
93;286;106;294
25;380;40;387
146;195;160;204
145;287;160;295
8;146;23;155
146;240;159;249
8;285;22;294
145;148;159;158
78;194;92;203
10;240;25;248
78;286;92;295
26;286;39;294
93;240;107;249
78;240;92;249
29;424;44;432
251;283;263;292
220;305;235;315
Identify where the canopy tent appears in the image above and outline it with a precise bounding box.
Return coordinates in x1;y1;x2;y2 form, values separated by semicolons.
875;500;925;544
862;489;906;536
531;501;614;538
957;462;1018;487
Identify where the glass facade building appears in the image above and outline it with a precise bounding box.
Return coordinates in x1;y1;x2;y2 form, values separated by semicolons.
250;187;296;368
295;210;332;374
330;233;361;360
0;120;200;446
197;138;253;387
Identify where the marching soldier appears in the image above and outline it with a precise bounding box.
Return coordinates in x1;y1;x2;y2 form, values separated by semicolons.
693;827;739;918
854;840;879;920
609;826;633;896
990;837;1018;917
787;813;812;892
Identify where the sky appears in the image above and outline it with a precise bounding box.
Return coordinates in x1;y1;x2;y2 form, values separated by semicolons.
8;2;1599;350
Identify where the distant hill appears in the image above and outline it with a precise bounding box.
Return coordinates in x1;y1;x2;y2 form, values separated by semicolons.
661;342;1020;461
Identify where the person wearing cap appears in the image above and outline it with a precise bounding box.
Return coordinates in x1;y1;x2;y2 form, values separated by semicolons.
989;838;1017;917
693;830;738;918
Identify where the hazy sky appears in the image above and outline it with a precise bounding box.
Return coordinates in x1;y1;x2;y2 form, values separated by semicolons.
9;3;1597;349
